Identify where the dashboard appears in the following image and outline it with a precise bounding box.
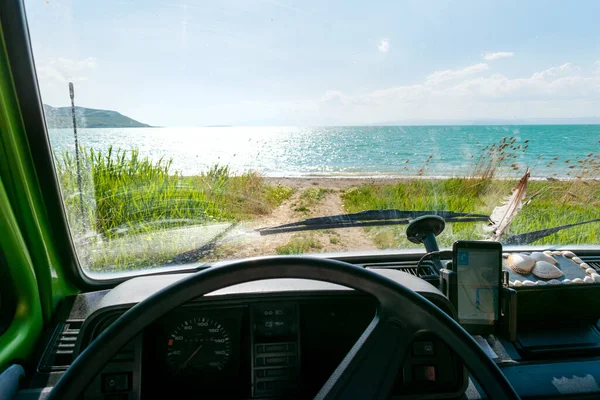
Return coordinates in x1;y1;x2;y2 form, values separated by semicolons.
18;249;600;400
139;296;462;399
69;270;465;399
144;297;376;398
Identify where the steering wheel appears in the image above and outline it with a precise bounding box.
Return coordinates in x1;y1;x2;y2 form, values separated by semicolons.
48;256;519;399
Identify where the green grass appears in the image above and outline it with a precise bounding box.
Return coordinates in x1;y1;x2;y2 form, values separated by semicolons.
292;187;331;213
265;185;295;206
55;147;292;270
341;136;600;249
275;234;323;255
342;178;600;249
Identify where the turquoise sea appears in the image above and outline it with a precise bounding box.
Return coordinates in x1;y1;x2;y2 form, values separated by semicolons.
48;125;600;178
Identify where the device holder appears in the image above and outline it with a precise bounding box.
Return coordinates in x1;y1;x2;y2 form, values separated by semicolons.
500;287;518;342
438;263;458;313
441;267;517;341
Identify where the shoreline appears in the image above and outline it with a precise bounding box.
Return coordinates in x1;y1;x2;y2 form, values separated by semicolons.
258;175;597;189
180;172;597;182
182;171;597;183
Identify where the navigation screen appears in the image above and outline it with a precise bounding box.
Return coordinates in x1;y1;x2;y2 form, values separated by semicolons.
456;248;500;325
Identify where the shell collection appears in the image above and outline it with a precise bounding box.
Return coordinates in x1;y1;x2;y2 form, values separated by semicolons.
530;252;557;265
507;253;535;274
531;260;563;279
508;251;599;288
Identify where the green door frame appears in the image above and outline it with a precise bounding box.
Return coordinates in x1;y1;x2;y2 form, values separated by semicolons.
0;3;78;370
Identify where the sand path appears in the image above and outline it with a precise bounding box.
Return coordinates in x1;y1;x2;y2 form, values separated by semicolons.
207;178;378;260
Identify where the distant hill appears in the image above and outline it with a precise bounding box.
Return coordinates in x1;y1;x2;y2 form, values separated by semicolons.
43;104;151;128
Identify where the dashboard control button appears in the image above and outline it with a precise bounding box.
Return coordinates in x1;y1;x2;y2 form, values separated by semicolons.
265;381;286;390
264;344;288;353
413;365;437;383
265;356;288;366
413;341;435;356
102;373;130;393
265;368;287;378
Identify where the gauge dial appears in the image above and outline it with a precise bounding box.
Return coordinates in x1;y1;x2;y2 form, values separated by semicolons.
166;317;232;374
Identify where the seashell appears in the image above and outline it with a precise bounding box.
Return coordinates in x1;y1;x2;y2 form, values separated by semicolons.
572;278;584;284
584;276;594;284
580;262;591;270
532;261;564;279
502;253;510;258
536;280;547;286
507;253;535;275
562;279;572;285
548;279;561;285
543;250;553;256
522;280;535;286
585;268;596;275
513;280;523;287
562;251;576;258
552;251;562;256
572;257;583;264
531;252;557;265
592;273;600;283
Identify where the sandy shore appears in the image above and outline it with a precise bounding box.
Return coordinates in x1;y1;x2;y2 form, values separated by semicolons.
262;175;582;189
263;176;407;190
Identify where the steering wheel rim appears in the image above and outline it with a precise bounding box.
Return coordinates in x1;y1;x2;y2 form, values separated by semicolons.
48;256;518;399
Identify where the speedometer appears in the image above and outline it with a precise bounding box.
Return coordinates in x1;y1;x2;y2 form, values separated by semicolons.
166;317;232;374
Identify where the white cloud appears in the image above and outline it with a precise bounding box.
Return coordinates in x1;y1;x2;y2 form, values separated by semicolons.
482;51;514;61
37;57;98;84
377;39;389;53
36;57;98;106
425;63;488;85
530;62;580;80
317;61;600;124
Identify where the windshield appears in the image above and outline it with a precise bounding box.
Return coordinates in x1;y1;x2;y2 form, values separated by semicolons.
25;0;599;277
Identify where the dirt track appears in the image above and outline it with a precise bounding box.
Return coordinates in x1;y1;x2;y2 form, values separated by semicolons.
207;178;378;260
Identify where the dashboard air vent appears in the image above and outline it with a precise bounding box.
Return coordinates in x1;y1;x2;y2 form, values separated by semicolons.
364;260;437;277
586;261;600;272
38;320;82;372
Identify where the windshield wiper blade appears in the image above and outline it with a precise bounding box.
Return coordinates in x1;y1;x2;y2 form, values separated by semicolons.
257;209;489;235
503;218;600;245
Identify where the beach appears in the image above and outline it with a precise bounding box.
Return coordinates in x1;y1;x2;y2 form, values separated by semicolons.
52;131;599;271
204;175;599;261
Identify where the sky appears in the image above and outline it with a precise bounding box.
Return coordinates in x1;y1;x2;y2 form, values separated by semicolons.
24;0;600;127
